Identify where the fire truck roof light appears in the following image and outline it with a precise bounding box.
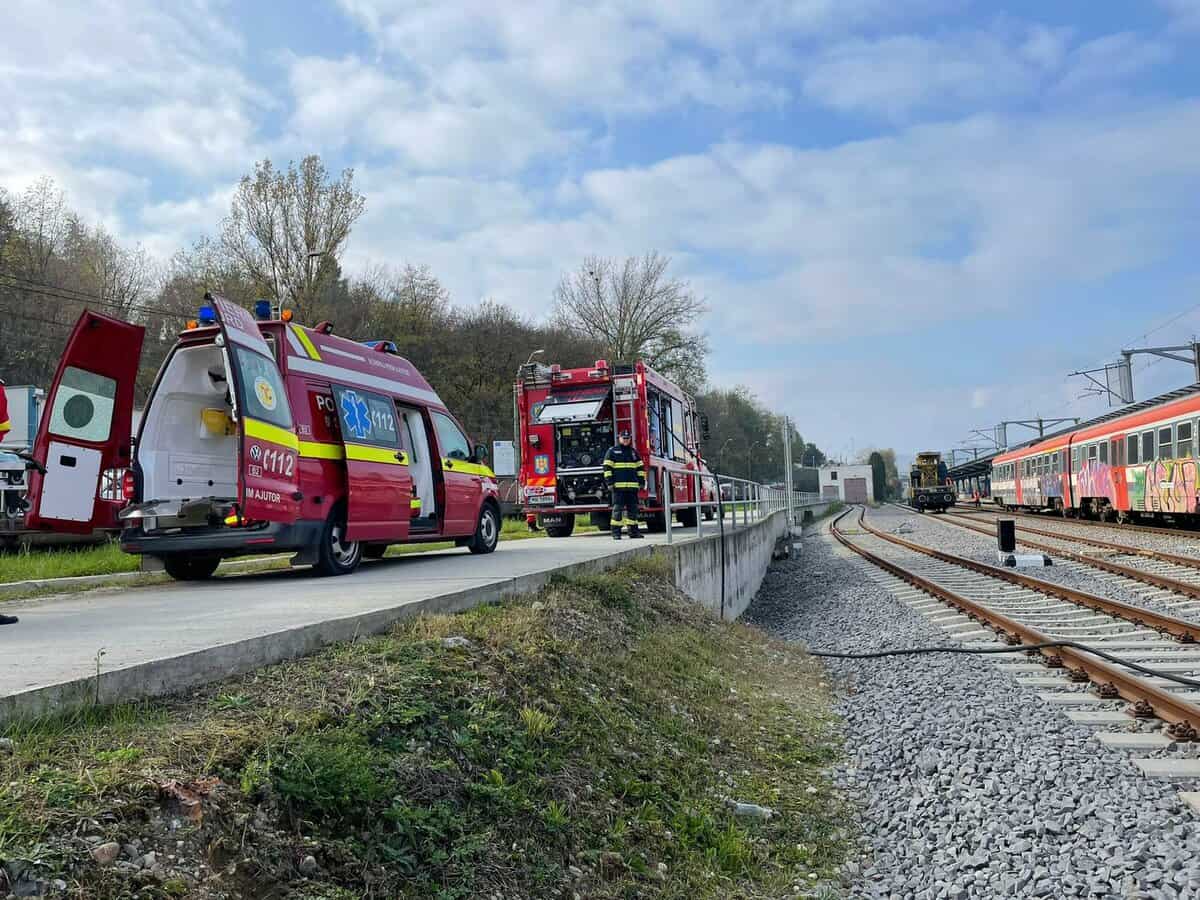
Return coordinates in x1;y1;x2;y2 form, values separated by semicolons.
198;305;216;325
280;308;294;322
254;299;272;320
595;359;608;369
550;364;561;373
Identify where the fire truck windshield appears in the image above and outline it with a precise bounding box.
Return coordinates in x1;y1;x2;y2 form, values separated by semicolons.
534;397;605;424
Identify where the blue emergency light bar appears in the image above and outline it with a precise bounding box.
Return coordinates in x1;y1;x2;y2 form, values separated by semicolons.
254;299;272;320
361;340;398;354
198;305;216;325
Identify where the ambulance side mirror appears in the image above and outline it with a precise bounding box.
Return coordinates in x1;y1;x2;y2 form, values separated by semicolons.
473;443;489;464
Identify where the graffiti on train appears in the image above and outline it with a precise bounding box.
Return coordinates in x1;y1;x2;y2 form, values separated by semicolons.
1128;459;1200;513
1076;463;1116;502
1038;473;1064;498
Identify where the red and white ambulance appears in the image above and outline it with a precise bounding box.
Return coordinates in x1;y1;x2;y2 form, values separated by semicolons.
25;295;500;579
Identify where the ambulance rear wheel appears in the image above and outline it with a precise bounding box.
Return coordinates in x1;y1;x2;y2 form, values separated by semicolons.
315;507;362;576
468;505;500;554
162;554;221;581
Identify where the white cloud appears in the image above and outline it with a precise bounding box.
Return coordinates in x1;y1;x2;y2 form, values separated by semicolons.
802;25;1171;120
0;0;266;235
1159;0;1200;31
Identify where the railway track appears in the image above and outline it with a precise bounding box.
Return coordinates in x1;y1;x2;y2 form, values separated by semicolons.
921;508;1200;621
954;503;1200;540
829;507;1200;743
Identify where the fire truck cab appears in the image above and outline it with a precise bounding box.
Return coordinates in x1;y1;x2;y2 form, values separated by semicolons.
25;296;500;579
514;359;715;536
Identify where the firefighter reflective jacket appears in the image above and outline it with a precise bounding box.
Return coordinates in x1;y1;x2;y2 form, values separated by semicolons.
0;385;8;441
603;444;645;491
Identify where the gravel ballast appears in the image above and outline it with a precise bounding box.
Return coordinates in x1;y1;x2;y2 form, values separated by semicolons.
744;513;1200;899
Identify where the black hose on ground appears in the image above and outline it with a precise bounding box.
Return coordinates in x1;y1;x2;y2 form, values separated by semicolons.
810;639;1200;689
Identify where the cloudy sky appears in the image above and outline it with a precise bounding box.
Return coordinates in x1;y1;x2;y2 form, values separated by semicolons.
3;1;1200;462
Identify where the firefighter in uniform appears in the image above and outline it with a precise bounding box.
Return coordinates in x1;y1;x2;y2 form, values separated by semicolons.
604;429;645;540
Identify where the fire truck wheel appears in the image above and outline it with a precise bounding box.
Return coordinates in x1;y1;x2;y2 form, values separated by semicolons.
703;506;716;521
643;512;667;533
315;506;362;576
676;508;698;529
544;514;576;538
589;511;611;530
468;504;501;554
162;554;221;581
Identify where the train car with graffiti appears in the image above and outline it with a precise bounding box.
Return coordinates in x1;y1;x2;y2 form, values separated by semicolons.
991;385;1200;523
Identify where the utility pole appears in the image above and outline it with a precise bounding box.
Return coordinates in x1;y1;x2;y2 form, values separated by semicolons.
1071;340;1200;407
982;417;1080;450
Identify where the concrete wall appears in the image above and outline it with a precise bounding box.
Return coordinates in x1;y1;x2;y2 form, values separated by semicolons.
671;509;790;620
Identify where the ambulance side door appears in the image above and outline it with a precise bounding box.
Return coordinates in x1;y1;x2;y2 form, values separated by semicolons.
331;384;412;543
431;410;481;536
26;310;145;534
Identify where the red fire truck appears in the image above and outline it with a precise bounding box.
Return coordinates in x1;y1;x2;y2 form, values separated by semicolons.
25;296;501;578
514;359;716;536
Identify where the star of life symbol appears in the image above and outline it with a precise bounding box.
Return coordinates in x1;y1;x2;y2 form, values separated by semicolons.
340;390;372;440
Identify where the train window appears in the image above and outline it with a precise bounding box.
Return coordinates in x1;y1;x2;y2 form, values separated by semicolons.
1142;430;1155;461
1179;422;1194;459
1099;442;1108;464
1160;426;1174;460
1052;454;1059;474
1127;434;1139;465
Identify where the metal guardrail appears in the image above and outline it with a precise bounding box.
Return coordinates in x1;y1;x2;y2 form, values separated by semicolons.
662;471;823;544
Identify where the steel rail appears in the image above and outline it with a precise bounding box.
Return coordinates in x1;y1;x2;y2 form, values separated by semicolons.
937;511;1200;601
856;509;1200;641
829;508;1200;740
953;504;1200;540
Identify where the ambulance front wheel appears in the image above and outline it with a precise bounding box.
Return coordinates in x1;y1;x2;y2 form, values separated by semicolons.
315;506;362;576
162;554;221;581
468;504;501;554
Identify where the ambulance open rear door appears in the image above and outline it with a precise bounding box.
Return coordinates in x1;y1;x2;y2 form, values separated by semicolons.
207;294;302;525
26;310;145;534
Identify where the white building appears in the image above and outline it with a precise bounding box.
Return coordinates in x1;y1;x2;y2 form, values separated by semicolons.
818;464;874;504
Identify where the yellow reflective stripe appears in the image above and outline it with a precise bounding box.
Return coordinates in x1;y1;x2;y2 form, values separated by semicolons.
298;440;344;460
444;459;494;477
410;498;423;510
244;417;299;451
346;443;408;464
613;483;641;488
0;419;10;433
609;461;642;468
291;323;321;360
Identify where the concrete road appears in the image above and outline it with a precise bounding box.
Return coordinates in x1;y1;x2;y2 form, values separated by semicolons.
0;524;713;713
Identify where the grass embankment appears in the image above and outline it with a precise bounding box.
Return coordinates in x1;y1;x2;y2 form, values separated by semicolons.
0;558;847;899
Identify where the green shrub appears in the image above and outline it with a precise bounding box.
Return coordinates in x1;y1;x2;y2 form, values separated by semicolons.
272;729;384;819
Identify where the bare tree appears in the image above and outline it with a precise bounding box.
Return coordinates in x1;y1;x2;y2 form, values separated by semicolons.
13;176;69;278
218;155;365;317
552;253;709;390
